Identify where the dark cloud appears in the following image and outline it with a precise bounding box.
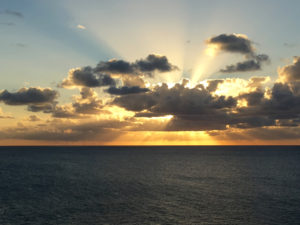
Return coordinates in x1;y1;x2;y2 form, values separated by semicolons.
207;34;270;73
220;54;270;73
234;82;300;128
206;33;254;54
136;54;177;73
27;103;56;113
95;54;177;75
60;66;116;88
95;59;133;74
60;54;177;89
106;86;150;95
134;112;167;118
239;90;264;106
0;87;58;105
279;56;300;82
112;75;300;131
220;59;261;73
113;82;237;131
114;83;236;114
206;79;224;92
113;93;156;111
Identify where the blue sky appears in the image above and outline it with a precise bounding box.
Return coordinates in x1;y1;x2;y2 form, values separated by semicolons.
2;0;300;88
1;0;300;145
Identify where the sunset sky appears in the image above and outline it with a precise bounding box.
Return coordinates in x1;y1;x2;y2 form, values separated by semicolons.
1;0;300;145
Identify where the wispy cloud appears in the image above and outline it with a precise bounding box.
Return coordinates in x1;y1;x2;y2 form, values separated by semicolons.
1;10;24;18
0;22;15;26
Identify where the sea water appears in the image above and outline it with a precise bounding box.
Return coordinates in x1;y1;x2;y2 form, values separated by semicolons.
0;146;299;225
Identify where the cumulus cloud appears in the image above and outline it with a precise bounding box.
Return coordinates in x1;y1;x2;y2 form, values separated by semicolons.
106;86;150;95
111;74;300;131
59;54;177;89
206;33;254;54
0;87;58;105
220;54;269;73
72;88;104;114
112;81;238;131
206;33;270;72
46;88;106;118
60;67;115;88
278;56;300;82
95;54;177;76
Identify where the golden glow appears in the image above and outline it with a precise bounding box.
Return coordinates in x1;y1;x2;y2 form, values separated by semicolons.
190;46;218;85
106;131;218;145
205;44;219;57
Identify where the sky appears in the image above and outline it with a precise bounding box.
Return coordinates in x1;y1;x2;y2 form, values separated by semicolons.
1;0;300;145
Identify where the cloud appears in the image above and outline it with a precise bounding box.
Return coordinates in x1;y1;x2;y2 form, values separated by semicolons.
72;88;104;114
207;34;270;73
112;81;237;131
136;54;177;73
106;86;150;95
46;88;106;117
95;54;177;76
0;107;13;119
0;87;58;105
60;67;116;88
1;10;24;18
0;119;128;142
220;54;269;73
0;22;15;26
206;79;224;92
278;56;300;82
77;24;86;29
27;115;41;122
111;74;300;131
15;43;27;48
27;103;56;113
60;54;177;89
206;33;254;55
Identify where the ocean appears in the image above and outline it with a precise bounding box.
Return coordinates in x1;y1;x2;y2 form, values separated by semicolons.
0;146;299;225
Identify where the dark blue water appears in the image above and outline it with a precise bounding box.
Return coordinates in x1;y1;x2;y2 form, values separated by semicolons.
0;146;300;225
